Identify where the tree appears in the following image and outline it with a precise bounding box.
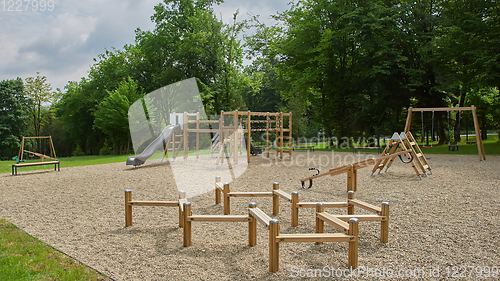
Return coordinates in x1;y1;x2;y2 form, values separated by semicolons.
270;0;412;144
23;72;55;138
136;0;246;114
0;78;28;159
94;78;141;154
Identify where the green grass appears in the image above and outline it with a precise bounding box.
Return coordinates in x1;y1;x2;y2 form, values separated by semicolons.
0;154;133;174
289;134;500;155
0;219;110;281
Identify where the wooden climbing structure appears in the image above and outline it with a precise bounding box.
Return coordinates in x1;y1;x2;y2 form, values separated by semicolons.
371;132;432;180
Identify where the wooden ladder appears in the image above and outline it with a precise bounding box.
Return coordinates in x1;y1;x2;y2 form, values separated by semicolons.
371;132;425;180
405;131;433;176
163;132;183;159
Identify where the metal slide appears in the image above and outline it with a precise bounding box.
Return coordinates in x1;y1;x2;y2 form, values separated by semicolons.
126;125;181;166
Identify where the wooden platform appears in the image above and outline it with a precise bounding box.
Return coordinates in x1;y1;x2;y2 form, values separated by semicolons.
12;161;60;176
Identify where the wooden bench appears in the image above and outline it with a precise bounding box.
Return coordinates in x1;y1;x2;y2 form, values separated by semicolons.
12;161;60;176
353;146;381;153
292;146;314;151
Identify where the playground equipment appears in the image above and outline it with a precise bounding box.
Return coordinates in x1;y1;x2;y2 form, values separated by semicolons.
126;125;181;166
268;214;359;272
124;175;390;273
372;132;432;180
12;136;60;176
124;190;188;228
214;176;291;215
405;106;485;161
214;177;390;241
126;111;292;167
298;149;415;190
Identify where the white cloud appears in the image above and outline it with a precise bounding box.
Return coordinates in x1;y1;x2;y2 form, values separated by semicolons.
0;0;293;91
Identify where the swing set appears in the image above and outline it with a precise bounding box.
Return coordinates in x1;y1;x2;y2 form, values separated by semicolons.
405;106;485;161
11;136;60;176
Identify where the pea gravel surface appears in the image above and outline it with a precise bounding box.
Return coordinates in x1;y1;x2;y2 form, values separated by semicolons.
1;151;499;280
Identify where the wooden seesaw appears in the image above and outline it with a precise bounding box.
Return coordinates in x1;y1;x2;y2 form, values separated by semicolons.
298;149;414;190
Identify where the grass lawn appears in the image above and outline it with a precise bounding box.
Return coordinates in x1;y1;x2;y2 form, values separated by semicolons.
294;134;500;155
0;219;110;280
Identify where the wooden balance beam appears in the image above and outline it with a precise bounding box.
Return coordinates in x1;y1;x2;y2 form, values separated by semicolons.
271;190;389;242
269;214;360;272
11;161;60;176
182;202;272;247
214;176;289;216
124;190;187;228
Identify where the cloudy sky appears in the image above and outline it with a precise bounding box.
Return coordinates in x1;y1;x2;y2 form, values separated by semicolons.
0;0;294;91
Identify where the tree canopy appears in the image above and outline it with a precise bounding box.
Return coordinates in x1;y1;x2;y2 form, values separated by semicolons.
3;0;499;156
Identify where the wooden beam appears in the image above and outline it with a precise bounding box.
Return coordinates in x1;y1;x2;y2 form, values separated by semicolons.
128;201;178;207
349;199;381;214
273;189;291;202
335;215;386;221
188;215;251;222
316;213;349;233
276;233;353;243
297;202;348;208
228;192;273;197
249;208;271;228
411;107;474;112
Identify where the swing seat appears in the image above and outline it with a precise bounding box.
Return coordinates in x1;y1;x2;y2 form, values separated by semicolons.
448;145;459;151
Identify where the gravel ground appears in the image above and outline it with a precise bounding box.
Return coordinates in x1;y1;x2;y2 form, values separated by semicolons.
0;151;499;280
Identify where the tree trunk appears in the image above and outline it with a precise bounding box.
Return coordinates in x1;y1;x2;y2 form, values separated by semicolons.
437;112;448;145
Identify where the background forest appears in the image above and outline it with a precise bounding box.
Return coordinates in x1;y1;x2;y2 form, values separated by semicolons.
1;0;499;158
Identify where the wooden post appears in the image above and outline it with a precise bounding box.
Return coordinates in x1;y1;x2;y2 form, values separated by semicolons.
348;218;359;269
18;136;25;160
249;202;257;247
347;164;357;192
347;191;355;215
404;107;413;133
125;190;132;227
272;182;279;215
247;111;251;163
380;202;389;243
196;112;200;159
183;112;188;160
223;182;230;215
315;203;325;245
471;105;486;161
183;202;192;247
234;111;238;164
291;191;299;227
178;190;186;228
49;135;57;159
269;219;280;272
215;176;221;204
279;112;284;160
266;113;270;158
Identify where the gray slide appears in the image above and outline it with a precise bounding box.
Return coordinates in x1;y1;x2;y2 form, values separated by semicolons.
126;125;181;166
